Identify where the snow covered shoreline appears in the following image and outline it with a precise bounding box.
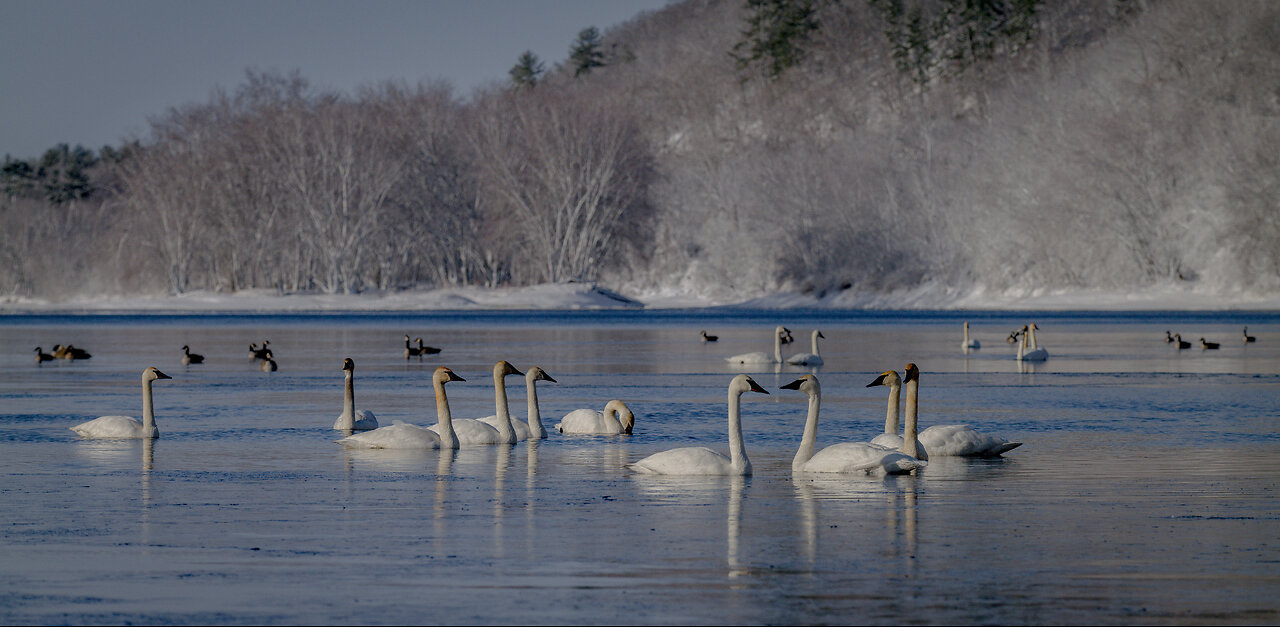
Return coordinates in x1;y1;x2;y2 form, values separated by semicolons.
2;281;1278;313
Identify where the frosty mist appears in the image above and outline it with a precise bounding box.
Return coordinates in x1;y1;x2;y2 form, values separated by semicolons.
2;0;1277;303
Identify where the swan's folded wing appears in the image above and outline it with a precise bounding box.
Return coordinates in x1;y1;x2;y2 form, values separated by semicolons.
629;447;731;475
338;423;438;449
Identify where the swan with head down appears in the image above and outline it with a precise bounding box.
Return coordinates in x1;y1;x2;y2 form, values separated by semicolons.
337;367;464;449
557;399;635;435
782;374;923;475
629;374;768;476
70;367;171;439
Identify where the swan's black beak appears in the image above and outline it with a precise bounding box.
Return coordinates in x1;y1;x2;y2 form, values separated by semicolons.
781;378;804;390
154;369;172;380
747;379;770;394
541;372;557;383
866;372;889;387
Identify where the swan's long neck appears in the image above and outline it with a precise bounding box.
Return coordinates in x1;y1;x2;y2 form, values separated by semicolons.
434;377;458;449
902;377;919;458
526;374;545;439
1017;330;1027;360
341;370;355;423
728;388;751;475
1029;325;1038;349
810;331;821;357
792;387;821;471
493;368;516;444
141;376;157;436
884;380;901;435
773;328;784;363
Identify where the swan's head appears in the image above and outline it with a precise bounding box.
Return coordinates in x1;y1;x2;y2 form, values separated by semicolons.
781;374;820;396
434;367;465;385
526;366;556;383
866;370;901;388
343;357;355;372
144;367;171;382
494;360;524;378
731;374;770;396
606;399;634;434
903;363;920;383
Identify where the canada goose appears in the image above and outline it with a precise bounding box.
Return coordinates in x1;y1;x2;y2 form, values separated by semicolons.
181;345;204;365
1173;334;1192;349
403;334;421;359
260;350;278;372
1200;338;1220;350
1006;330;1020;344
251;341;271;360
701;330;719;342
62;344;91;360
416;337;442;355
1165;331;1175;343
1243;327;1256;343
34;347;54;363
52;344;70;359
628;375;769;476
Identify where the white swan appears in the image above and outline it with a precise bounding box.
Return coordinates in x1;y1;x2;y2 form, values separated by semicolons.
962;321;980;350
868;363;1022;459
333;358;379;431
866;370;903;450
428;361;523;445
479;366;556;440
629;374;769;476
727;326;789;364
556;399;635;435
783;375;923;474
70;367;171;439
786;330;825;366
1017;325;1047;362
337;367;465;449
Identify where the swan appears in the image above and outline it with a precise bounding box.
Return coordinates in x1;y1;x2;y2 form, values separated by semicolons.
403;334;422;358
70;367;171;439
428;361;523;445
479;366;557;440
337;367;465;449
557;399;635;435
868;363;1022;458
629;374;769;476
260;350;278;372
865;370;903;450
1017;325;1047;362
962;321;980;350
416;337;442;355
701;330;718;342
1243;327;1256;343
1173;333;1192;349
333;358;379;431
783;374;923;475
786;330;825;366
727;326;789;364
34;347;54;363
1200;338;1220;350
181;345;204;365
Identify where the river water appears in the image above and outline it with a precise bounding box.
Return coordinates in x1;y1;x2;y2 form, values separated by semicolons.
1;310;1277;624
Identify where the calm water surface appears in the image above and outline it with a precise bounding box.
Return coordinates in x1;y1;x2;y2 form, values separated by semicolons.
1;310;1277;624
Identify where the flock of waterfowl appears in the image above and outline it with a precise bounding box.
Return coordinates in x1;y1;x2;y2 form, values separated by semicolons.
46;320;1261;476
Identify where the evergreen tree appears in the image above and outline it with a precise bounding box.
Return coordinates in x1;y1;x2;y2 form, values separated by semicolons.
509;50;546;88
569;26;606;77
732;0;823;80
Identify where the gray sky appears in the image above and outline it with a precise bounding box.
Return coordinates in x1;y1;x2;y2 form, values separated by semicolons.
1;0;673;159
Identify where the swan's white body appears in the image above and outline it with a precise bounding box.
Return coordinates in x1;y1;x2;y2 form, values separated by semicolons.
333;358;379;431
962;322;980;350
784;375;923;474
786;330;825;365
338;367;465;449
869;364;1021;459
556;400;634;435
429;361;522;445
1017;325;1048;362
478;366;556;440
629;375;768;475
71;367;171;439
727;326;788;364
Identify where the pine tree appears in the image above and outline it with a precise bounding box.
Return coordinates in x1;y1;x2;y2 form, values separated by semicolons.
732;0;822;80
569;26;606;77
509;50;545;88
